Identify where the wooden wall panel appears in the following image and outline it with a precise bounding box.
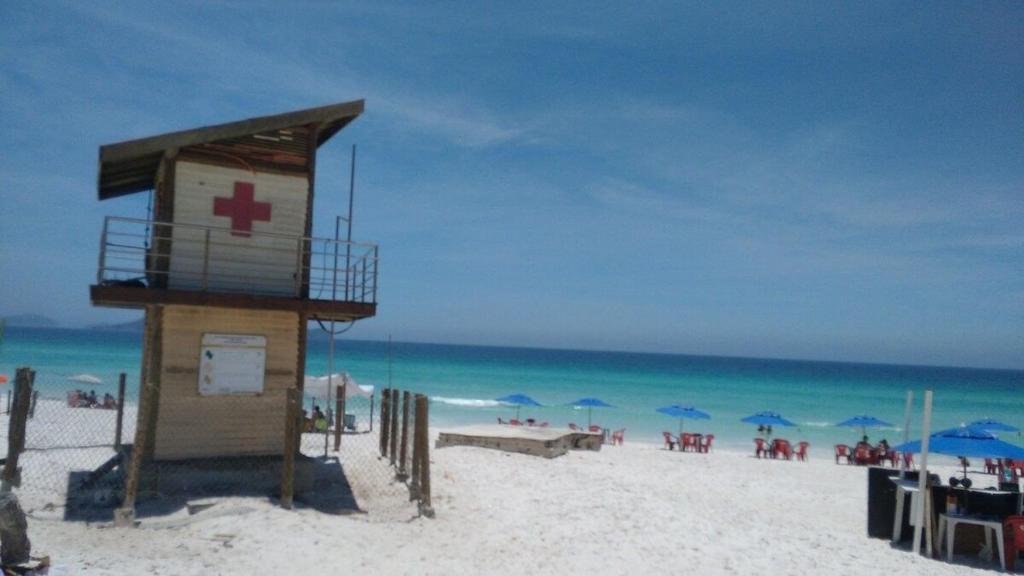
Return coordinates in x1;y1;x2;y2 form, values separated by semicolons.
154;305;299;460
168;161;309;296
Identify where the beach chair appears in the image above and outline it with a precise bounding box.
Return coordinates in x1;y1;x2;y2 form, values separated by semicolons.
1005;516;1024;571
754;438;768;459
700;434;715;453
510;419;523;426
772;439;793;460
853;445;873;465
662;431;677;451
680;433;699;452
885;450;899;467
795;441;809;462
611;429;625;445
902;451;915;470
834;444;851;464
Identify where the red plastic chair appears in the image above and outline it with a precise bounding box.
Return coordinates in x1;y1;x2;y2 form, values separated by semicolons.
1005;516;1024;571
795;441;809;462
611;429;625;445
568;423;579;431
754;438;768;459
853;444;872;465
902;451;915;470
510;419;523;426
834;444;851;465
700;434;715;453
885;450;899;467
680;433;699;452
773;439;793;460
588;425;602;434
662;431;677;451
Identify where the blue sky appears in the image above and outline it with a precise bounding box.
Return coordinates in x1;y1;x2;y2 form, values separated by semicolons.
1;2;1022;369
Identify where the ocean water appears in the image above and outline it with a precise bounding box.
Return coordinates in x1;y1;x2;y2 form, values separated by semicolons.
2;326;1022;451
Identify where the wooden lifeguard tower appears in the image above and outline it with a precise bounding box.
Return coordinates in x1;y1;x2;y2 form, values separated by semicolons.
90;101;378;514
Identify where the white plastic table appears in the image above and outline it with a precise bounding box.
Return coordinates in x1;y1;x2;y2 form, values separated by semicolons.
937;513;1006;571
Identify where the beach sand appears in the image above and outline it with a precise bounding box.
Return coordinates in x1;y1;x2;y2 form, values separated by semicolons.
23;429;997;575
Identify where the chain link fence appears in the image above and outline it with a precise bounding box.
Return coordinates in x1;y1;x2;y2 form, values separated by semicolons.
2;366;432;525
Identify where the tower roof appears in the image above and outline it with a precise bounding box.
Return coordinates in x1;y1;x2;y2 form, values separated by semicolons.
97;99;364;200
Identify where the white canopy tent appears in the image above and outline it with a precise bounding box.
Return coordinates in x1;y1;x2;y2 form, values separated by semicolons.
302;372;373;400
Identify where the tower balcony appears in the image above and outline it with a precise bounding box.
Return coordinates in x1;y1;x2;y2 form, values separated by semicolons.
90;216;378;321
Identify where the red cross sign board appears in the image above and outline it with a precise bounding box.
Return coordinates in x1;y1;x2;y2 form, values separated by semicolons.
213;181;272;237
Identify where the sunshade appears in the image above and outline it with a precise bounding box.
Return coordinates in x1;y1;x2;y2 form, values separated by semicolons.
68;374;103;385
968;418;1019;433
741;411;796;427
303;373;373;399
836;415;893;441
657;405;711;434
893;425;1024;460
569;397;614;427
496;393;542;419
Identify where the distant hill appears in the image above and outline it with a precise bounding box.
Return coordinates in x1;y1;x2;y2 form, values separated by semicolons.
3;314;59;327
88;317;145;332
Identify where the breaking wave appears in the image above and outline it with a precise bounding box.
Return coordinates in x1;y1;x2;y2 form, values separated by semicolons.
431;396;501;408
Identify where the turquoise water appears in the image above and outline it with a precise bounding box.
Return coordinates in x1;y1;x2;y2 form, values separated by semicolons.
2;327;1022;451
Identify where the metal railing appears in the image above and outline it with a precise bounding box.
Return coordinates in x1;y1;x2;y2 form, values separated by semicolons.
96;216;378;303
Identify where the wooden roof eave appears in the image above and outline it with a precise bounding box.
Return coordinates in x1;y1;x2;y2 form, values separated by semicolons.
97;99;364;200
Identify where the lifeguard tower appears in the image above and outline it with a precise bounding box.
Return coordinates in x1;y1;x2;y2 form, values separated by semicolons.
90;101;378;511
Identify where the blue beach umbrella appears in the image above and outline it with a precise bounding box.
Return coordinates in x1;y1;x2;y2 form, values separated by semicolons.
496;393;542;420
741;411;796;439
568;397;614;428
893;425;1024;479
836;415;893;441
968;418;1019;433
657;405;711;434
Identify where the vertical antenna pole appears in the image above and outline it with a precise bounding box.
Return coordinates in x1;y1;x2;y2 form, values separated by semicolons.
345;144;356;301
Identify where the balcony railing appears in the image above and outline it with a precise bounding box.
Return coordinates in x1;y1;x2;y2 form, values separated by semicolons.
96;216;378;304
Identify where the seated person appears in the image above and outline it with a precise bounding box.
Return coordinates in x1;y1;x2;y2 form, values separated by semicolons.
102;393;117;409
312;405;328;432
87;390;98;407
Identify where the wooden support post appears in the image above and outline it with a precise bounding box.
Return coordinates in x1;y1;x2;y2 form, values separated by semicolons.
415;394;433;517
2;368;34;492
281;387;300;510
115;377;154;526
397;391;410;480
389;388;399;467
5;389;10;415
114;373;127;450
28;391;38;419
333;384;343;452
380;388;390;458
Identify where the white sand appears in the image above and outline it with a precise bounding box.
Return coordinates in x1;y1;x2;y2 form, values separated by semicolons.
24;431;998;575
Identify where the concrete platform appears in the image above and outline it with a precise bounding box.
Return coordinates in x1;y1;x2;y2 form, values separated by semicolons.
436;425;603;458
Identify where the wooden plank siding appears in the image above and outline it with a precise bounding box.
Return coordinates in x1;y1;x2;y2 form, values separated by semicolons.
153;305;299;460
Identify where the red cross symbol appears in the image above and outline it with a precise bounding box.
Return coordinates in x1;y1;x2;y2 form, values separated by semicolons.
213;182;272;237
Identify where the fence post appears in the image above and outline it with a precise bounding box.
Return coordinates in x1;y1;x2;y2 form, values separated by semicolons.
389;389;399;466
333;384;343;452
397;391;410;480
281;388;300;510
28;391;38;419
415;394;433;517
5;389;10;415
114;373;127;450
379;388;390;458
369;392;374;433
1;367;34;492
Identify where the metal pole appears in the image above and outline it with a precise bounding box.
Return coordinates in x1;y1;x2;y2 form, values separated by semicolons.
899;390;913;478
325;218;341;459
912;390;933;556
344;144;356;301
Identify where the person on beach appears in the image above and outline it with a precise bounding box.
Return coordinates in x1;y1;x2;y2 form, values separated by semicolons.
87;390;98;407
313;405;327;432
102;393;116;409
